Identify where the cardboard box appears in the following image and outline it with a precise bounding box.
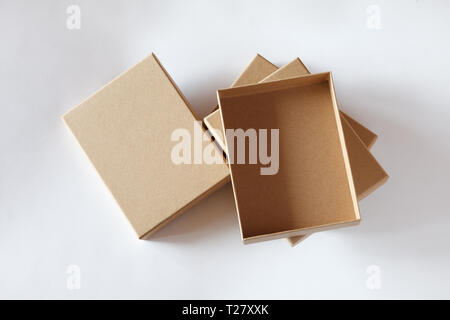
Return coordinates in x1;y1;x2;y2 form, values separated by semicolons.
258;58;376;147
218;73;361;243
63;54;230;239
206;57;388;245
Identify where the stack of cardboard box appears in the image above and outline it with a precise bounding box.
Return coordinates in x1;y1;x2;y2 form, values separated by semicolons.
63;53;388;246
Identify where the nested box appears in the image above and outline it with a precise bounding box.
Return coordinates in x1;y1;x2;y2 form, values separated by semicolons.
206;56;388;245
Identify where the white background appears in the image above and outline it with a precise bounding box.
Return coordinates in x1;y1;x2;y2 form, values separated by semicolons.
1;0;450;299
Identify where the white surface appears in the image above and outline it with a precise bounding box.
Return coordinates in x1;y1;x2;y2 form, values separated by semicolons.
1;0;450;299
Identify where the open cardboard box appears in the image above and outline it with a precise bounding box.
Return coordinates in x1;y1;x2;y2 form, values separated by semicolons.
217;73;361;243
63;54;229;239
206;55;388;245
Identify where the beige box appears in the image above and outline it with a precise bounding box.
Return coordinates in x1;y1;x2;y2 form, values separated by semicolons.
218;73;361;243
206;56;388;245
63;54;229;239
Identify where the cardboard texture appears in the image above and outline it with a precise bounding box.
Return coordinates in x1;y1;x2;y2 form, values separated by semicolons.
218;73;361;244
206;57;389;246
206;54;278;145
255;57;378;148
205;56;377;152
63;54;230;239
231;54;278;87
341;111;377;148
265;59;389;246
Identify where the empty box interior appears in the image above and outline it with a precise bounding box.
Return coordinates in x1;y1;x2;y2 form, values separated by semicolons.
218;73;360;243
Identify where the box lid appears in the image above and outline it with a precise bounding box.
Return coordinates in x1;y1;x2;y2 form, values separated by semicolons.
63;54;229;238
